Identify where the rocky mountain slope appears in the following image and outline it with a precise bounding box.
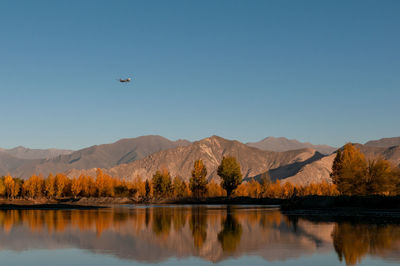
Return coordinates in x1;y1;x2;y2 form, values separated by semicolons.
7;135;191;178
355;144;400;166
247;137;336;154
68;136;323;181
282;154;336;185
284;141;400;185
2;135;399;186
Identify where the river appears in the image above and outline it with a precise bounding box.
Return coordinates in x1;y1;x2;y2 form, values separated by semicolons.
0;205;399;265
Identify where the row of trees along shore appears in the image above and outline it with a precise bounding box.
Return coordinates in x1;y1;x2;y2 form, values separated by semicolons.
0;143;399;200
331;143;400;195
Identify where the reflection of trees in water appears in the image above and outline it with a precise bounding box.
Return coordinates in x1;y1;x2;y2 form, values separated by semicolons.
259;210;286;228
189;207;207;249
332;222;400;266
173;207;187;233
217;207;243;252
3;207;400;264
0;209;126;235
145;208;150;228
152;208;172;236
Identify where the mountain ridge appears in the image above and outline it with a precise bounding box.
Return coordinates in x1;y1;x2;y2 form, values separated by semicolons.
67;136;323;182
8;135;191;178
364;137;400;148
247;136;336;154
0;146;73;160
1;135;399;186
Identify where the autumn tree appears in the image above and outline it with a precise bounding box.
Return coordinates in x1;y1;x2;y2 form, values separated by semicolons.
130;176;144;198
23;175;44;198
173;176;187;198
152;168;172;198
366;158;396;195
4;175;15;199
282;182;294;198
330;144;367;195
45;174;56;198
0;178;5;198
95;169;114;197
145;179;151;198
207;181;225;197
80;175;96;197
331;143;400;195
247;178;262;198
71;177;82;198
394;167;400;195
189;160;208;198
269;180;283;198
260;172;271;196
11;179;21;199
217;156;242;197
55;173;69;198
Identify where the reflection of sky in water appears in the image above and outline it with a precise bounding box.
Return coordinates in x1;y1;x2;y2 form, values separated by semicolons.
0;250;398;266
0;206;398;266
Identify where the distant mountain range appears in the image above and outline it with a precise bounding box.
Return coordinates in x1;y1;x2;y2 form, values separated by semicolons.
0;146;72;160
247;137;336;154
364;137;400;148
0;135;399;186
7;135;190;178
67;136;323;182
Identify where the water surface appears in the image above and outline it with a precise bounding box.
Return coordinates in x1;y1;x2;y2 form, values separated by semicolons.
0;205;399;265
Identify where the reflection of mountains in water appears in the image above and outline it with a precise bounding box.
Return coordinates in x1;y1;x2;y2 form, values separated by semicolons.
0;207;398;265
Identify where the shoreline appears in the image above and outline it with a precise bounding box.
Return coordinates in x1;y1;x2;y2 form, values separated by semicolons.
0;203;105;210
0;195;398;212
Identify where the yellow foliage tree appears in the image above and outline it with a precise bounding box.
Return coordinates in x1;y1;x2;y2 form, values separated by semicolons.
45;174;56;198
71;177;82;198
95;169;114;197
23;175;44;198
207;180;226;197
4;175;15;199
55;173;69;198
0;179;6;197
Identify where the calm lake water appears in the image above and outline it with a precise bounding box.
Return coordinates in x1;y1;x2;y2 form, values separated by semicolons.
0;205;399;266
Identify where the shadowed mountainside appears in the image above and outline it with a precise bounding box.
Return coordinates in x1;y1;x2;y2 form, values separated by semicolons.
247;137;336;154
281;154;336;185
282;142;400;185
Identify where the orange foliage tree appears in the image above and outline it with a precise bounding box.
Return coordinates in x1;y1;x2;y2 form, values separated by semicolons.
95;169;114;197
23;175;44;198
4;175;16;199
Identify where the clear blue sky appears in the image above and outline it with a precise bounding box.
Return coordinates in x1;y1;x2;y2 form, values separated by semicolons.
1;0;399;149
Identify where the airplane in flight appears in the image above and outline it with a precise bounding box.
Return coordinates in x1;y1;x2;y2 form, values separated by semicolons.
119;77;132;83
